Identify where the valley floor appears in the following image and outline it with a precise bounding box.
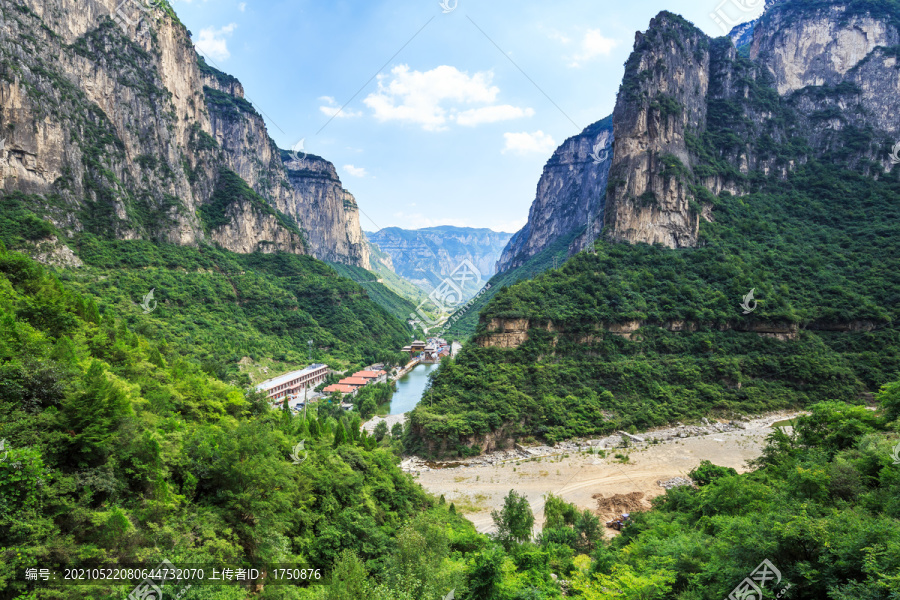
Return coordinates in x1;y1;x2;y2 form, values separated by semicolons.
409;411;805;535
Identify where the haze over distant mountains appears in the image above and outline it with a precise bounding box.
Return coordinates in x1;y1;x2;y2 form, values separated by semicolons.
365;226;513;295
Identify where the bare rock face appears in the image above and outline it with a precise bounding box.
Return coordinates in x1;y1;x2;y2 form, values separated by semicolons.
603;12;710;249
751;6;899;96
0;0;369;266
750;3;900;158
283;155;370;268
497;2;900;272
497;118;613;273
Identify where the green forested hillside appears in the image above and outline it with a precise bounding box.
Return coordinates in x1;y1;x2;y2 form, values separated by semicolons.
410;160;900;453
326;260;421;328
446;230;580;339
0;243;469;599
0;191;411;383
2;244;897;600
363;239;430;307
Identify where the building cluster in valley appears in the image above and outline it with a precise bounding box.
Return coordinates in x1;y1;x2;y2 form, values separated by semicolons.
256;363;329;405
322;369;388;395
256;362;387;411
401;337;452;364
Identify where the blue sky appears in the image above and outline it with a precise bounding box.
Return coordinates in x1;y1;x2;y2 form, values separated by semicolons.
172;0;762;233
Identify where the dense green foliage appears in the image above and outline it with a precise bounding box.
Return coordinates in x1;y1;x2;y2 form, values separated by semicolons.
3;243;898;599
447;231;580;338
326;261;422;331
413;158;900;451
0;245;465;599
0;194;413;384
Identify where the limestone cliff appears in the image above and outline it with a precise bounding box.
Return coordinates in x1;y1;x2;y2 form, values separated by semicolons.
496;117;613;272
498;0;900;267
0;0;369;265
603;12;710;249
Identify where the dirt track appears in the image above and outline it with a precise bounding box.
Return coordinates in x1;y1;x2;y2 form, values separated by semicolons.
412;413;799;535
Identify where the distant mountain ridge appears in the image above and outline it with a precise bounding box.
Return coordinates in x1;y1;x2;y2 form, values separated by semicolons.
366;226;513;296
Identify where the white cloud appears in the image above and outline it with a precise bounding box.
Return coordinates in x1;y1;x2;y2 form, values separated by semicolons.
238;2;246;11
363;65;530;131
490;217;528;234
456;105;535;126
319;96;362;119
502;130;557;154
569;29;618;67
343;165;368;178
196;24;237;62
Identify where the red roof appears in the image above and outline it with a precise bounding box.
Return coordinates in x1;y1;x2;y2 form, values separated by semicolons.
338;377;369;386
324;384;357;394
353;370;386;378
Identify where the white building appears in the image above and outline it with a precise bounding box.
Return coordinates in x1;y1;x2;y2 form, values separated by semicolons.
256;364;329;402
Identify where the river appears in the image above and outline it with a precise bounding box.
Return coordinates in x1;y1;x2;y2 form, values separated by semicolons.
389;363;439;415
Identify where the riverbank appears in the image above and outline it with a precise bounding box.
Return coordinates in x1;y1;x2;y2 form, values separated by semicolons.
407;410;806;535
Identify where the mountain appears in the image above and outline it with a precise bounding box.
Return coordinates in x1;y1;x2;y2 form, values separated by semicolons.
365;226;513;295
495;117;613;274
0;0;420;382
410;0;900;456
445;117;614;338
0;1;368;267
364;237;430;306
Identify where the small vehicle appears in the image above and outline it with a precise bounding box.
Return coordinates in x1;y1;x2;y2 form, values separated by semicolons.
606;513;630;530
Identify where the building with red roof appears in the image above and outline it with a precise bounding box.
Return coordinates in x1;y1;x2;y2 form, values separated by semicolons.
353;370;387;383
338;377;369;387
324;384;357;394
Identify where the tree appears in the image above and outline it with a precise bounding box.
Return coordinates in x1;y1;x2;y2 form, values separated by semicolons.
326;550;370;600
689;460;738;487
391;422;404;439
491;490;534;550
466;547;505;600
333;421;348;448
360;396;377;420
374;421;389;442
877;379;900;423
571;563;677;600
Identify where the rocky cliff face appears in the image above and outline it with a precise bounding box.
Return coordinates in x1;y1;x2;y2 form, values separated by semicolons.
752;3;900;146
496;118;613;272
282;154;369;267
603;12;710;249
0;0;369;266
367;226;512;294
498;0;900;267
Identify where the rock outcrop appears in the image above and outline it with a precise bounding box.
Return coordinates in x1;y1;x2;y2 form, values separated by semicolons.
497;1;900;270
0;0;369;265
496;118;613;272
473;316;872;349
603;12;710;249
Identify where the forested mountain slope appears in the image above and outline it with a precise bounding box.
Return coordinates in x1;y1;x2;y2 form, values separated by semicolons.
0;0;368;265
4;234;899;600
0;192;410;383
411;0;900;455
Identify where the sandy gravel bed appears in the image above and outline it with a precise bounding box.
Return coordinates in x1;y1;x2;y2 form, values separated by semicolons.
408;411;804;535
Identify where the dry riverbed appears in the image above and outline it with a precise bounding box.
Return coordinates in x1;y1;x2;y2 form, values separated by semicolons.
406;412;804;535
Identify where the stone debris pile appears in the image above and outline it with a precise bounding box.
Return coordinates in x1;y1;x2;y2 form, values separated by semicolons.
657;477;694;490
